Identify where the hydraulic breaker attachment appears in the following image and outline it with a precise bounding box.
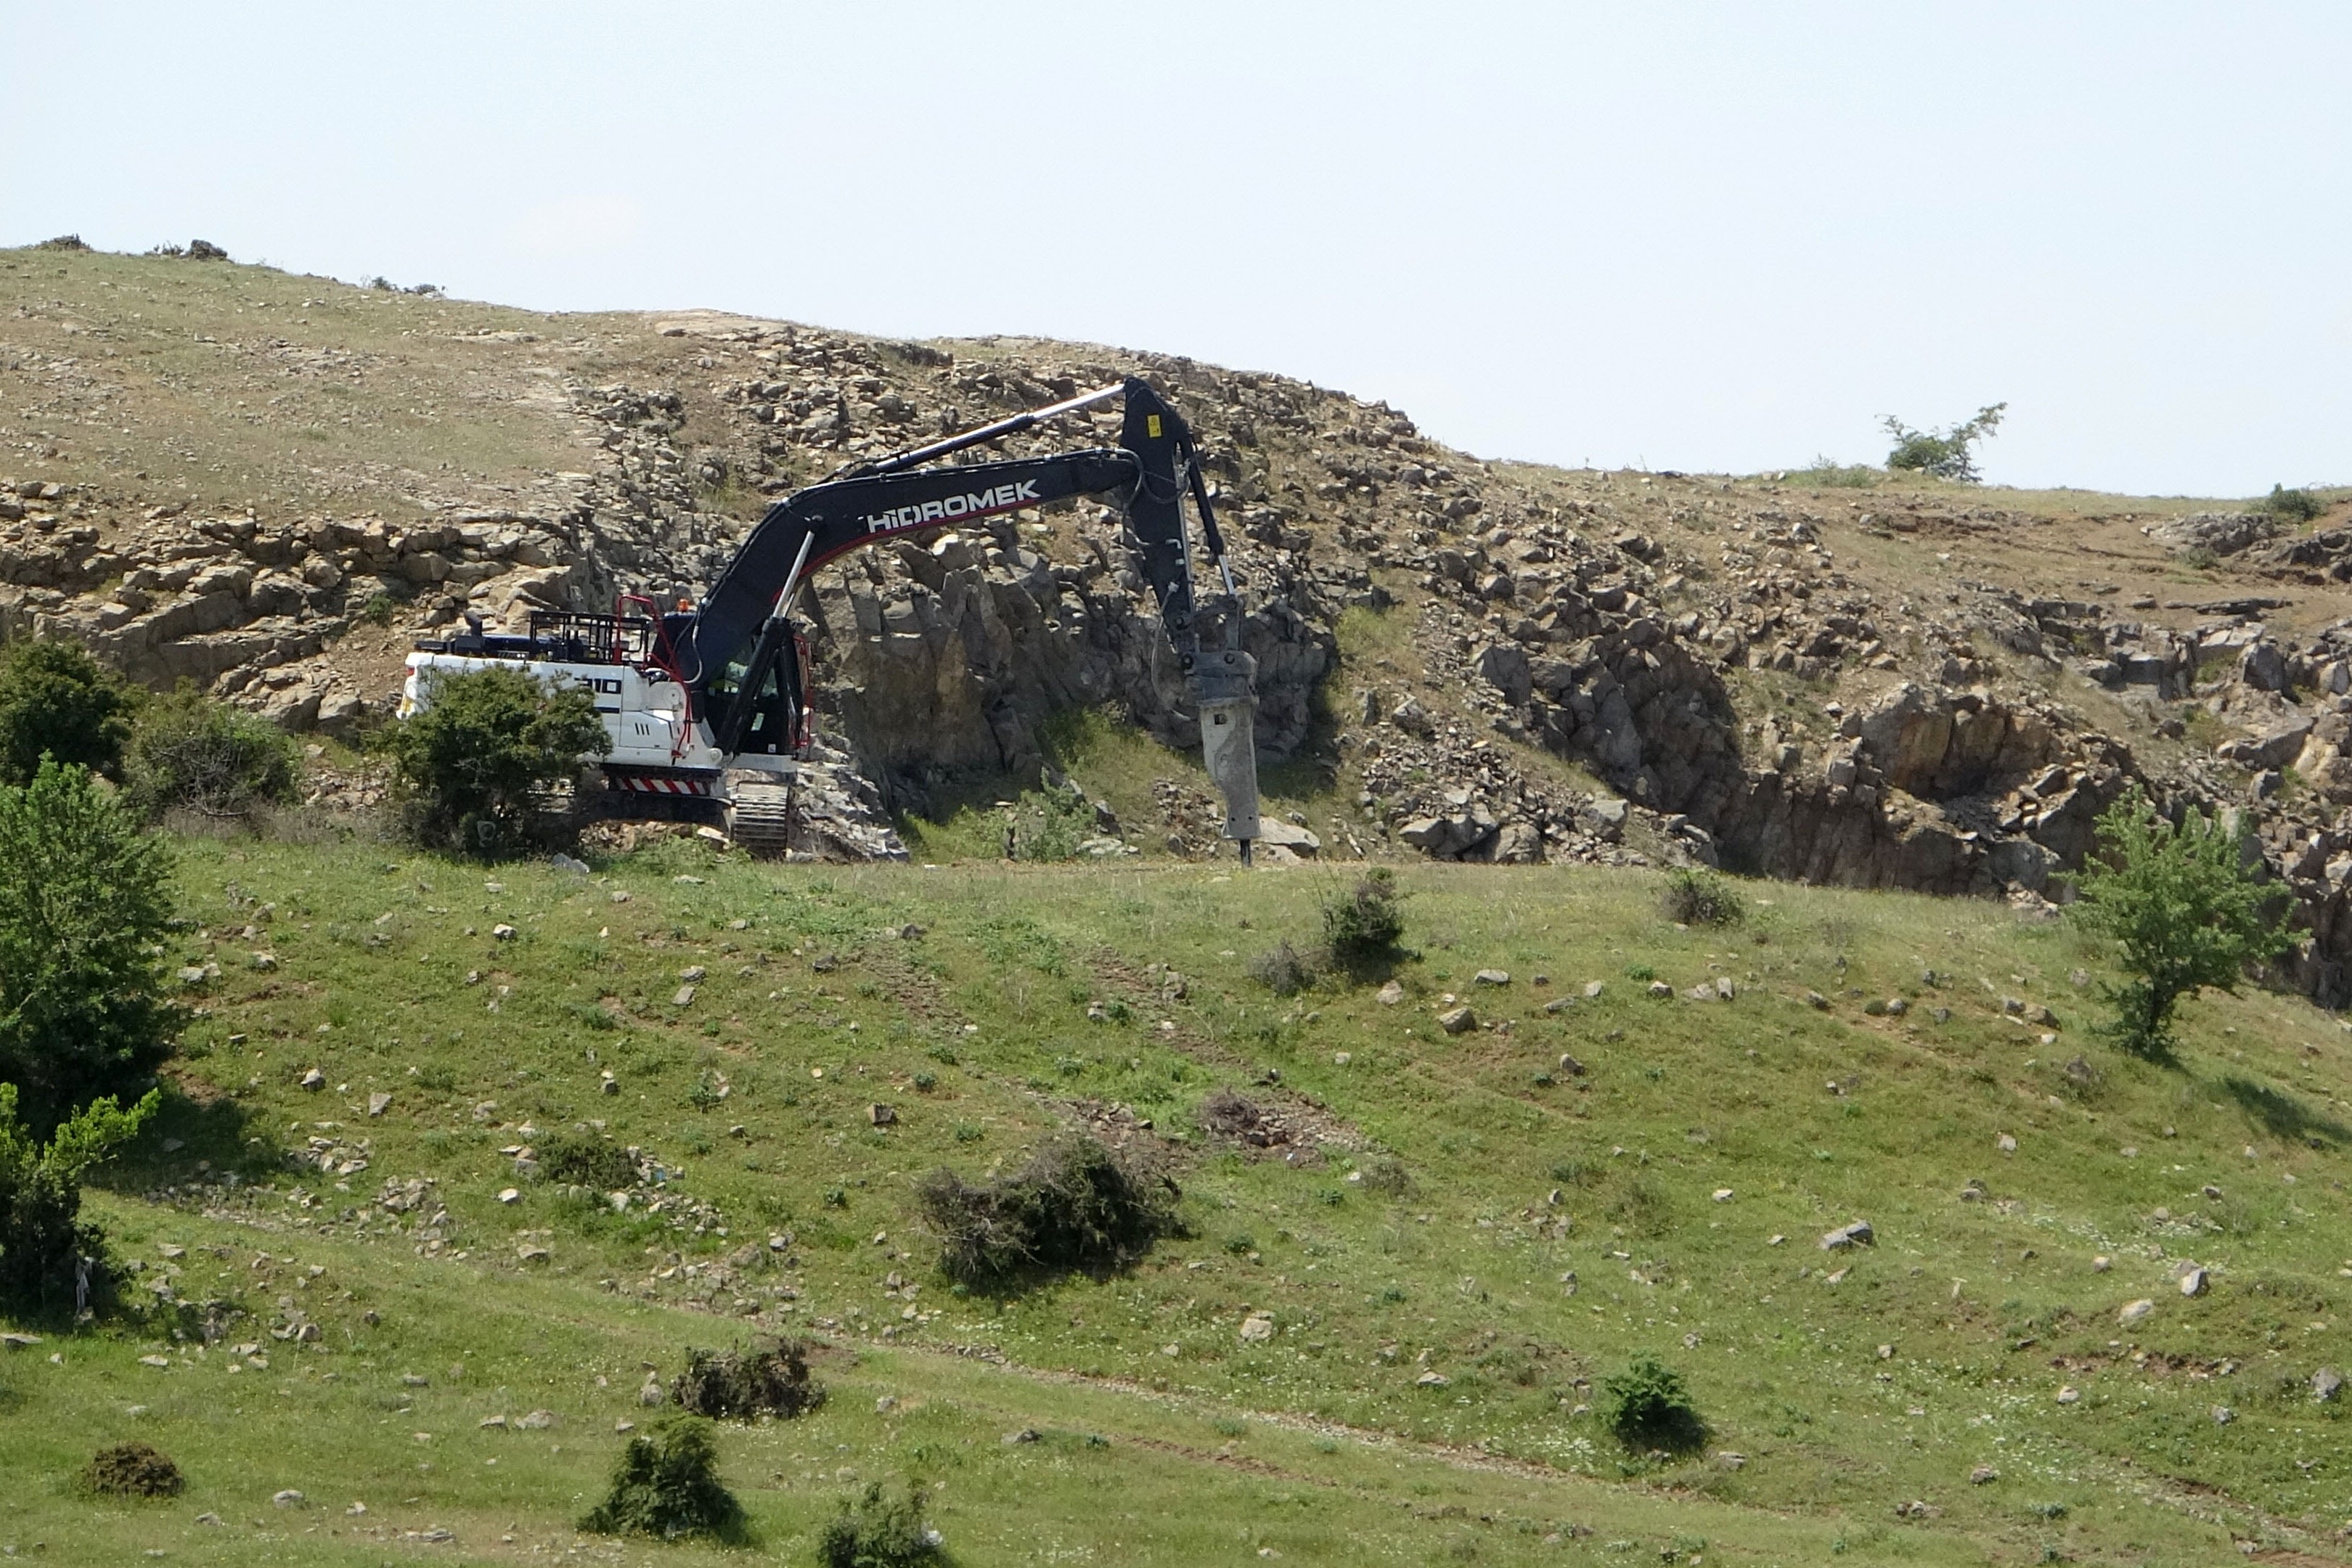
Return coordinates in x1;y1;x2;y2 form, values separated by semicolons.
1193;645;1261;850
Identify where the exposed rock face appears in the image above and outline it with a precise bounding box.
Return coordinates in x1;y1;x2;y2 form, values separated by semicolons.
17;260;2352;1001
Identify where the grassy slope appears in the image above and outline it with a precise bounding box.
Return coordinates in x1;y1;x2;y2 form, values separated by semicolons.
4;831;2350;1565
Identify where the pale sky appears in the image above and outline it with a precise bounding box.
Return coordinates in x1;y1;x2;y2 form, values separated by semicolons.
5;2;2344;497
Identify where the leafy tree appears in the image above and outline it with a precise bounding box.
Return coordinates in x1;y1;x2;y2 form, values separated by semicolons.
0;638;138;784
0;760;177;1132
379;666;608;855
2071;789;2295;1059
124;682;301;820
0;1082;159;1318
1882;403;2007;483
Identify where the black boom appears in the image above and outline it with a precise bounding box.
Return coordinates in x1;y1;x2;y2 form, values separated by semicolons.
671;376;1236;762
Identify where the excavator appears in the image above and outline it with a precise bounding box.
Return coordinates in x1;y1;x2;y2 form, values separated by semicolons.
399;376;1263;859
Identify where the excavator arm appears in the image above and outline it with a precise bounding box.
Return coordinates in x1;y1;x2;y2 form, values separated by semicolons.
669;377;1262;851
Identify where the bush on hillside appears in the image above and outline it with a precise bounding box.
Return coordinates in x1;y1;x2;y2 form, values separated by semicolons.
916;1133;1181;1289
1662;867;1743;927
2071;788;2294;1060
533;1129;640;1191
1882;403;2006;483
671;1338;825;1421
124;682;301;820
0;637;138;784
817;1482;944;1568
378;665;608;856
1323;868;1407;972
2262;484;2324;524
83;1440;184;1498
579;1416;745;1542
1601;1356;1707;1453
0;1082;160;1319
0;759;177;1133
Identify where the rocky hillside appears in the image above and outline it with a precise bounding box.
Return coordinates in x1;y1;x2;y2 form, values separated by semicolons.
7;240;2352;989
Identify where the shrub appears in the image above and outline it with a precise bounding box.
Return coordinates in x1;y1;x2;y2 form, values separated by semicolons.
1662;867;1742;927
1248;939;1316;996
1882;403;2006;483
1790;457;1879;489
0;638;137;785
1601;1356;1707;1452
123;683;301;820
1323;868;1406;971
916;1133;1180;1289
378;665;608;855
534;1130;639;1191
2262;484;2324;523
0;1082;159;1318
579;1416;745;1541
0;759;177;1133
2070;788;2294;1060
83;1440;183;1497
671;1339;824;1421
817;1481;944;1568
1003;783;1096;862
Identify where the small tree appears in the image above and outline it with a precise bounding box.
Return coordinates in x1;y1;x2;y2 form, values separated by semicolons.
1601;1355;1707;1453
1323;868;1407;972
124;683;301;820
379;666;608;855
2071;789;2295;1060
818;1482;944;1568
579;1416;744;1541
0;760;177;1133
0;638;137;784
0;1082;159;1318
1882;403;2007;483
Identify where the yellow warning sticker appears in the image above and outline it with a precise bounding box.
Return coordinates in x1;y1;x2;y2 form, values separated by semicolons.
1147;415;1162;438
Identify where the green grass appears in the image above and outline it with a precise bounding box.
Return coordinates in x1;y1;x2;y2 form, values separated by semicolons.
8;835;2352;1562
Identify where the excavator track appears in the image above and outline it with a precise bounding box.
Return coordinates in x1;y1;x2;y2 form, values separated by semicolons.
724;778;798;858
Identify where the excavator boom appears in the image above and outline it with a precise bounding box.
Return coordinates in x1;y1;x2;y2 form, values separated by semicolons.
674;376;1261;850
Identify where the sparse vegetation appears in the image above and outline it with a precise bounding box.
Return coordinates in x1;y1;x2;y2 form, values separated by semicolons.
671;1338;825;1421
1661;867;1742;927
1601;1356;1707;1453
0;759;177;1132
0;637;137;785
2071;788;2295;1059
579;1416;745;1542
817;1481;944;1568
1882;403;2006;483
82;1440;183;1498
378;665;608;855
124;682;301;820
917;1133;1180;1287
0;1082;159;1318
1789;457;1879;489
1247;938;1316;996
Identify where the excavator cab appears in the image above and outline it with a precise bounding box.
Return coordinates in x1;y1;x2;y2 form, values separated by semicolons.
698;626;806;757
